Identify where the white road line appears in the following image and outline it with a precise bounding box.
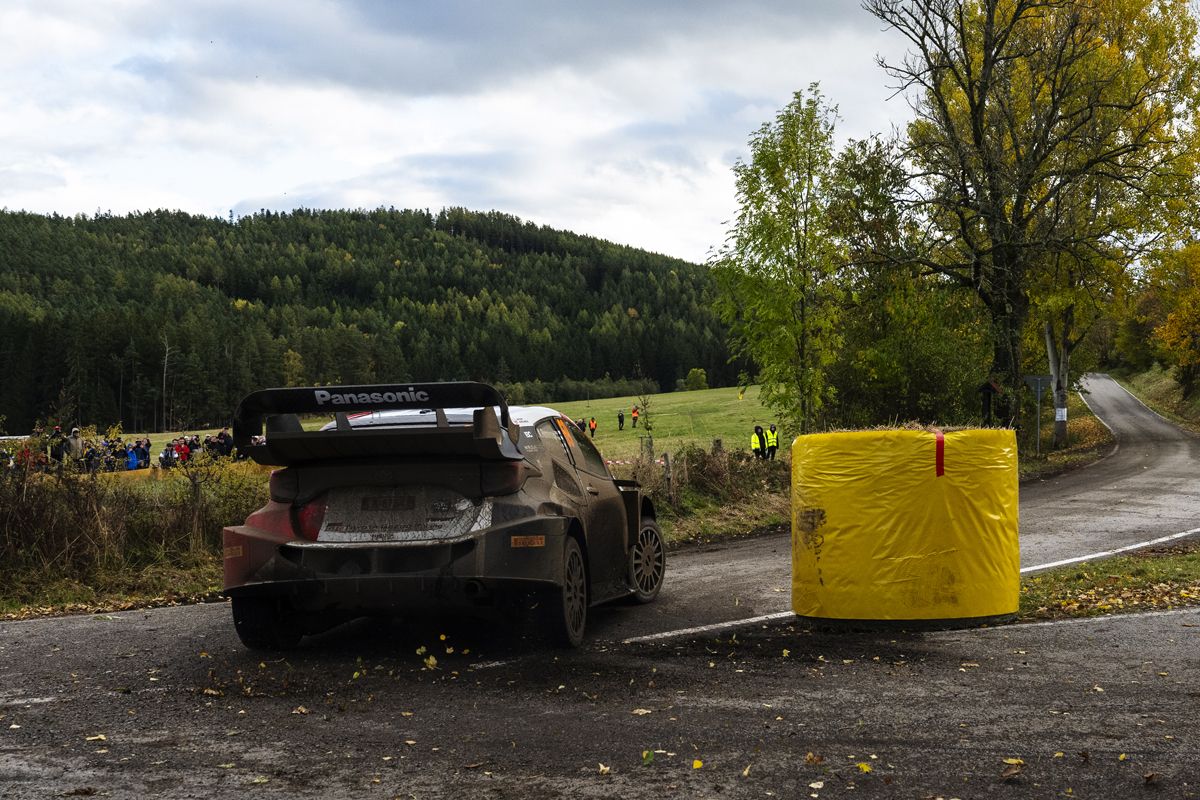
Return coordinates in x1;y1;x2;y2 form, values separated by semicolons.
1105;373;1192;429
1002;606;1199;629
622;526;1200;644
622;611;795;644
1019;527;1200;574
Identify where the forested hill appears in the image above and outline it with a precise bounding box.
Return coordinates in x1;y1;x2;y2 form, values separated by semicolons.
0;207;734;432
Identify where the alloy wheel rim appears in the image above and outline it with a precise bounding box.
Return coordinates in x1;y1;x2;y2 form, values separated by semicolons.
632;526;664;594
565;548;586;634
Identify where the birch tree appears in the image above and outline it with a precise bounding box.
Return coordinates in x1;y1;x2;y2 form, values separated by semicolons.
712;85;845;433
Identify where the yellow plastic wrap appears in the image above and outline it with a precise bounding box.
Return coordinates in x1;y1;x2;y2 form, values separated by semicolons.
791;429;1019;622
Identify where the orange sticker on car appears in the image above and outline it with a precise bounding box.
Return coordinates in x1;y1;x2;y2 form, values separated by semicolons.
510;535;546;548
554;417;576;447
223;545;244;559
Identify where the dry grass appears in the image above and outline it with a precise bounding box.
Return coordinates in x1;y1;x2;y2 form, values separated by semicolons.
0;456;268;614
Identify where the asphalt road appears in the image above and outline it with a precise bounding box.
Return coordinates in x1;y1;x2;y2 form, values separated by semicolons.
1;372;1197;798
1019;373;1200;565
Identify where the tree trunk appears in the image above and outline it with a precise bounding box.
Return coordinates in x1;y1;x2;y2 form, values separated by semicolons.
1043;321;1070;448
989;298;1023;429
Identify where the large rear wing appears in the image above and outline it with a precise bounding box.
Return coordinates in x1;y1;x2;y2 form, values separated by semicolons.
232;382;523;467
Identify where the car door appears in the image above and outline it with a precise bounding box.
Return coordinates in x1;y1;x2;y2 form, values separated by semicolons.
553;418;628;601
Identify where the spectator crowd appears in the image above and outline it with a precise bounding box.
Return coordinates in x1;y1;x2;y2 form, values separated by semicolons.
0;425;240;472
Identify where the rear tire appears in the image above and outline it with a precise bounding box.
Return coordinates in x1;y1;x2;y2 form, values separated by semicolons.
544;537;588;648
231;597;302;650
628;518;666;603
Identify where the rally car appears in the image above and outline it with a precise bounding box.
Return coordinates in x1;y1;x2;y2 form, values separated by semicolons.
223;382;665;649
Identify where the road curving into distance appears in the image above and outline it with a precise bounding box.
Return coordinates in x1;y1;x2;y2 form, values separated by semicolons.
1018;372;1200;567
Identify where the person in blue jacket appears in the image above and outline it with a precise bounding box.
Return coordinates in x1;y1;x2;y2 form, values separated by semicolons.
125;443;139;471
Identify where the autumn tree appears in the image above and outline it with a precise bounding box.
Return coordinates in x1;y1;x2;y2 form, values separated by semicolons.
1151;245;1200;397
712;85;846;433
867;0;1200;428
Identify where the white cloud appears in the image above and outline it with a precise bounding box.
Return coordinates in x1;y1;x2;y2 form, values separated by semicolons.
0;1;912;261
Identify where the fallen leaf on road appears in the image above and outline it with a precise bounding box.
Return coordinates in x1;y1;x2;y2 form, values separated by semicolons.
202;688;223;697
248;776;269;785
856;762;872;773
217;764;234;769
1118;753;1127;761
641;750;654;766
1054;752;1064;758
631;708;652;716
85;734;107;742
741;764;750;777
1001;764;1023;781
291;706;309;715
693;759;703;769
1144;772;1162;785
1002;758;1024;765
809;781;824;789
804;752;824;765
598;763;610;775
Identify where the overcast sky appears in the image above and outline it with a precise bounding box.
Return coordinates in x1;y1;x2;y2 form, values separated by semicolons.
0;1;911;263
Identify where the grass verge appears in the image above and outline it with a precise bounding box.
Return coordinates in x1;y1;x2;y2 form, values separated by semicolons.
0;557;224;620
1020;539;1200;621
660;484;790;547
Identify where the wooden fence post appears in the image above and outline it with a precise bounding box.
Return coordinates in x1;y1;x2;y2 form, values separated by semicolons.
662;451;673;501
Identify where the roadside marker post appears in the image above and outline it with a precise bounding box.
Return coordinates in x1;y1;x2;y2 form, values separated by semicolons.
1024;375;1052;457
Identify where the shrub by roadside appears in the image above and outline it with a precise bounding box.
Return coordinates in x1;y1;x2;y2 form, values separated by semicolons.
612;444;791;547
0;456;267;615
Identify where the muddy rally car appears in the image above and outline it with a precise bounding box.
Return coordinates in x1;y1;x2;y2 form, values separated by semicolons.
223;382;665;649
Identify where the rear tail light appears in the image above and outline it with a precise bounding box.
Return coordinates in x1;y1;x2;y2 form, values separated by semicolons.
294;495;328;541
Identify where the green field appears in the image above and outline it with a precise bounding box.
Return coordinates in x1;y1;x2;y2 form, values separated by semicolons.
551;384;779;461
104;385;775;464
